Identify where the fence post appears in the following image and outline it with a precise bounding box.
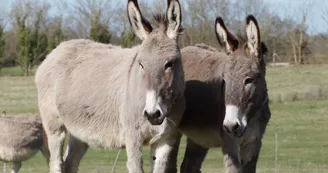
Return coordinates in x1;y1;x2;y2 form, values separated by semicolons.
275;133;278;173
111;148;122;173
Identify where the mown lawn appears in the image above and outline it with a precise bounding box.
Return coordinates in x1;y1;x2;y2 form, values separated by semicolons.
1;65;328;172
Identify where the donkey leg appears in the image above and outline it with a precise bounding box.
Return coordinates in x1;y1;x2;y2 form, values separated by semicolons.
10;162;21;173
222;133;241;173
151;132;181;173
42;112;66;173
240;139;262;173
125;134;144;173
180;138;208;173
64;135;89;173
46;128;66;173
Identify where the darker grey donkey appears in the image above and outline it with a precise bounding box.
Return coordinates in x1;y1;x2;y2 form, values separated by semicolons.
35;0;185;173
0;112;49;173
178;15;271;173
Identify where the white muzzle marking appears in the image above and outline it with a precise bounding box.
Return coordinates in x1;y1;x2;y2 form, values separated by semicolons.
224;105;247;129
144;90;168;116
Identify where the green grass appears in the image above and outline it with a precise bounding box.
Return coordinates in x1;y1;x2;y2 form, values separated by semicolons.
0;66;24;76
0;76;37;114
0;66;37;77
1;65;328;172
266;65;328;103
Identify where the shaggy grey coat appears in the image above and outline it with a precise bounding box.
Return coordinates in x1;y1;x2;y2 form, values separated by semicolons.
178;15;271;173
35;0;185;173
0;113;49;173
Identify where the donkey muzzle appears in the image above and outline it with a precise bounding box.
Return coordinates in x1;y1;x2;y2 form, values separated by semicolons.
143;109;165;125
223;105;247;138
144;90;168;125
223;122;246;138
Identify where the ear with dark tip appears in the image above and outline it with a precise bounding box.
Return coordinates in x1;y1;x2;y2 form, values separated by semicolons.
245;14;261;57
166;0;182;39
215;17;239;55
127;0;152;40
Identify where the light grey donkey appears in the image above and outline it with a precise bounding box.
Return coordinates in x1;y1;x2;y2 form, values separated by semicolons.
178;15;271;173
34;0;185;173
0;111;50;173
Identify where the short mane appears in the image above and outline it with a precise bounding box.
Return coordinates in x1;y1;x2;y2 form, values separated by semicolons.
152;13;167;27
194;43;218;52
236;34;247;47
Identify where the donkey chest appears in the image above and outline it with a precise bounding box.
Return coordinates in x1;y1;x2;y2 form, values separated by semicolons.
140;120;176;145
238;120;261;145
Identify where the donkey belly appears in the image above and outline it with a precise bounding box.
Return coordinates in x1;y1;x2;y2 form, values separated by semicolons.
62;116;123;149
0;146;39;162
181;127;222;148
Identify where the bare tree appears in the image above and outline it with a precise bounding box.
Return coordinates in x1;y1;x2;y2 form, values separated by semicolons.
0;0;325;67
283;0;314;64
69;0;117;40
181;0;231;46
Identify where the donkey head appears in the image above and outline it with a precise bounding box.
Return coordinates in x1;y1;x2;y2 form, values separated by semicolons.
215;15;268;137
127;0;184;125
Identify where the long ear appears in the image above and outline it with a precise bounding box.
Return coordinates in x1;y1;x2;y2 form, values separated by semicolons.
127;0;152;40
166;0;182;39
245;14;261;57
215;17;239;55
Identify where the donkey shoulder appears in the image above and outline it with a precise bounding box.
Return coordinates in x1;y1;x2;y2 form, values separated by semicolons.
182;44;218;53
182;44;228;61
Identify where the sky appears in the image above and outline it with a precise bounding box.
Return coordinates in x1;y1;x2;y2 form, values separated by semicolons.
0;0;327;35
263;0;328;34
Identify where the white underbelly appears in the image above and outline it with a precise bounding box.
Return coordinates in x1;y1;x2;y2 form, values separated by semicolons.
181;128;222;148
65;122;123;149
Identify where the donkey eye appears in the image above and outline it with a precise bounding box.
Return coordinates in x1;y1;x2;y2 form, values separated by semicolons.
244;77;255;85
139;62;144;69
164;61;175;71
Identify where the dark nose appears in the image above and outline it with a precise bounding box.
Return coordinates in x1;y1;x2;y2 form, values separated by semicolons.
223;122;240;135
144;110;161;119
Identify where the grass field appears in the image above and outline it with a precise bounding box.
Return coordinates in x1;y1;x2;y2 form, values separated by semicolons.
1;65;328;173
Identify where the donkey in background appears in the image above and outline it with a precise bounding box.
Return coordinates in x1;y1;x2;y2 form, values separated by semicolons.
0;112;49;173
35;0;185;173
178;15;271;173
